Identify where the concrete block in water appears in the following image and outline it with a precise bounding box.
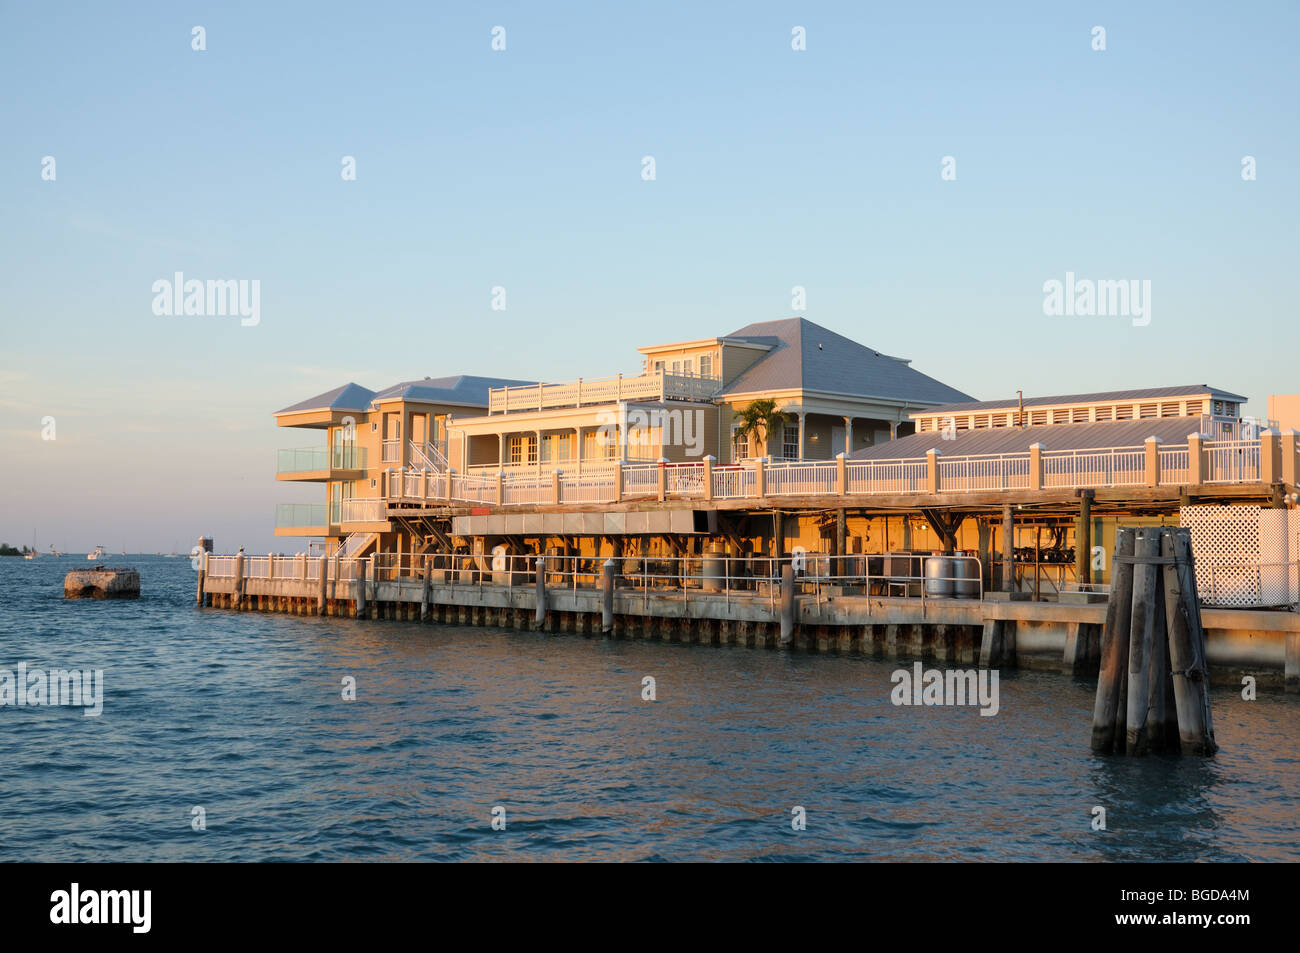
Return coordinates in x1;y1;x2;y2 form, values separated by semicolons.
64;567;140;599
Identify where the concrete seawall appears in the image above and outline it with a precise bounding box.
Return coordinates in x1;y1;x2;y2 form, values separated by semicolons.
198;573;1300;691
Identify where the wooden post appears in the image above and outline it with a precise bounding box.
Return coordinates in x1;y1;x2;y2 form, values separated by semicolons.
773;511;785;561
1162;528;1217;753
355;557;368;619
1090;527;1136;752
233;552;245;610
779;564;795;646
534;556;547;627
1125;528;1161;755
602;559;615;634
1076;490;1093;587
420;555;431;621
835;508;847;579
317;555;327;613
1002;504;1014;592
196;552;206;606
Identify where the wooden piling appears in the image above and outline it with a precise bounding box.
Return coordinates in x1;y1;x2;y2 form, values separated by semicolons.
1162;528;1217;754
1090;527;1135;753
1125;527;1161;755
779;564;795;647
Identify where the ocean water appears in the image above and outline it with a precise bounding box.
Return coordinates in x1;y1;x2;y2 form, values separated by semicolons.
0;555;1297;862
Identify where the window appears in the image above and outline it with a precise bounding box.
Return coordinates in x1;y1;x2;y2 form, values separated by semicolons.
783;423;799;460
732;428;750;461
671;361;681;374
699;355;712;379
507;435;537;465
653;360;664;373
682;358;693;376
541;433;572;464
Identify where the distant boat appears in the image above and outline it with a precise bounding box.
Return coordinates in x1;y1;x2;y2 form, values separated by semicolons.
25;530;37;559
87;545;106;561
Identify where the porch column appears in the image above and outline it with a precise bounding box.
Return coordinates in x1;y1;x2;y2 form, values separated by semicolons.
843;416;854;455
797;412;806;461
890;420;898;440
498;433;505;468
574;427;581;475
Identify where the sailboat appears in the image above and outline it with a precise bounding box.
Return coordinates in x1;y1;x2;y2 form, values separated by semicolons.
24;531;37;560
87;545;106;561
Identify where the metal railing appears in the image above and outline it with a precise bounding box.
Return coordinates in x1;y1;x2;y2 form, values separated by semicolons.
1204;440;1260;484
936;453;1030;492
488;370;721;414
340;499;387;523
766;461;837;496
409;440;448;472
381;440;402;464
1043;447;1145;488
373;436;1279;507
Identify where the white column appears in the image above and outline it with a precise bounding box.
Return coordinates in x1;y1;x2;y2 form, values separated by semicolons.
797;412;806;461
844;416;853;456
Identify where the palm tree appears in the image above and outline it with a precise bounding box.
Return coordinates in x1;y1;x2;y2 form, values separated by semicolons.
733;399;790;460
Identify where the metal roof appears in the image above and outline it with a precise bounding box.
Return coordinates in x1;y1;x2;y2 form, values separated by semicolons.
851;417;1216;460
719;317;973;406
275;382;377;415
915;385;1248;417
370;375;535;407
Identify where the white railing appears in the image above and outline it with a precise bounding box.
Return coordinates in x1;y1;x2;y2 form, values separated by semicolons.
622;463;660;497
766;461;837;496
341;499;387;523
409;440;448;472
936;454;1030;492
376;437;1274;508
560;470;618;503
713;465;755;499
337;533;373;558
206;555;238;577
381;440;402;464
1043;447;1145;488
503;469;550;504
663;462;707;498
1205;440;1260;484
488;370;721;414
846;458;928;494
1158;447;1190;484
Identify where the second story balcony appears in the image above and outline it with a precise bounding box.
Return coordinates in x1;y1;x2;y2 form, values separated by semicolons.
277;445;367;480
488;370;721;415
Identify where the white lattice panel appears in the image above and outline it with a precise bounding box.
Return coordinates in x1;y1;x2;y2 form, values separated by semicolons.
1179;505;1300;607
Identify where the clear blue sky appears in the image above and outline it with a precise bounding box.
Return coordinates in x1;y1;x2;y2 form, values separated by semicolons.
2;1;1296;552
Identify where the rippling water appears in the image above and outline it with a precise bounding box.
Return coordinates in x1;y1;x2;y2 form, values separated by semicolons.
1;556;1297;861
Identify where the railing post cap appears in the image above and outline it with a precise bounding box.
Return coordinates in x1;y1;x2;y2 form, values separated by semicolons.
703;454;715;462
1282;428;1300;437
1187;432;1209;441
926;447;941;457
603;558;615;567
658;457;669;465
1259;428;1276;437
1145;435;1164;444
1028;442;1046;450
836;451;846;459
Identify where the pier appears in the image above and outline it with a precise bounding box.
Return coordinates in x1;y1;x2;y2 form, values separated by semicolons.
197;551;1300;691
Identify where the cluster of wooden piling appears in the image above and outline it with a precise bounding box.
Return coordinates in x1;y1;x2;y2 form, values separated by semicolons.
1090;527;1217;756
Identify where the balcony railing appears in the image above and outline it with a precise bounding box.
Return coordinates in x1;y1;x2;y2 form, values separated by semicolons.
340;499;387;523
374;434;1284;508
277;446;367;473
488;370;721;414
275;503;328;528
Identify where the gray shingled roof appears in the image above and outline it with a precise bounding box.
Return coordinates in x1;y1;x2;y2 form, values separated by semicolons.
917;385;1248;417
851;417;1215;460
370;375;535;407
720;317;973;406
275;382;376;415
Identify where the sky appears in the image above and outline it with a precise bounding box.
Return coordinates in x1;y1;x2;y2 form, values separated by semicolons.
1;1;1297;553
